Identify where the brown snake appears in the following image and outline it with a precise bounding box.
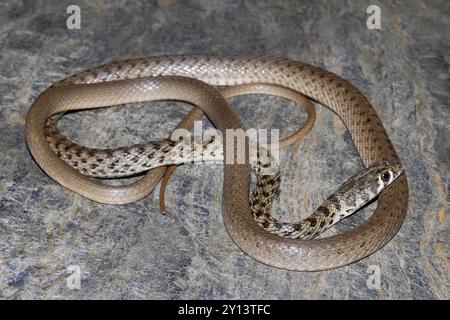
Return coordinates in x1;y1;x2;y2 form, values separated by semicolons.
25;55;408;271
43;83;317;213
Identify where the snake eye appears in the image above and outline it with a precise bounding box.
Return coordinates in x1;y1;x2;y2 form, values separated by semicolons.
381;171;391;182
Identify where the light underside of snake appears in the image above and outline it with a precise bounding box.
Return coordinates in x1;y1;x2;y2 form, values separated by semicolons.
25;55;408;271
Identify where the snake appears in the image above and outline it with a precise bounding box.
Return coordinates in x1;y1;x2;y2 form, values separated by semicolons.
43;83;317;213
43;108;401;240
25;55;409;271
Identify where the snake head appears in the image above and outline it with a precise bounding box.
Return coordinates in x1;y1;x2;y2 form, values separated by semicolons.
333;160;404;206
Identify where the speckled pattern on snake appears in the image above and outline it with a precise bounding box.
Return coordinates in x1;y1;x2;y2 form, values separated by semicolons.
25;55;409;271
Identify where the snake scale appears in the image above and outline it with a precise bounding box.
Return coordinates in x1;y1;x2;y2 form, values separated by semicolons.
25;55;409;271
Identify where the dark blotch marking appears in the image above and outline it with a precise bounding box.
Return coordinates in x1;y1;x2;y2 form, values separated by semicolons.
152;142;161;150
262;162;271;168
318;205;330;217
137;146;145;154
253;209;263;218
334;201;341;211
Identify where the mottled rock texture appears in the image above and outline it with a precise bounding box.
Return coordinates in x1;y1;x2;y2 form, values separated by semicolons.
0;0;448;299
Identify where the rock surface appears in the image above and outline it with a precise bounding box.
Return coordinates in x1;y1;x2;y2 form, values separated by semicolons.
0;0;448;299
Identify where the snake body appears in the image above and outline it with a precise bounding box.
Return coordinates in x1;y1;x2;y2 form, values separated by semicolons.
44;116;402;239
43;83;316;179
25;55;408;271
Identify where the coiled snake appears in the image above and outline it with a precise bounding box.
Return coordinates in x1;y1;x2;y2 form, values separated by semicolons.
25;55;408;271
